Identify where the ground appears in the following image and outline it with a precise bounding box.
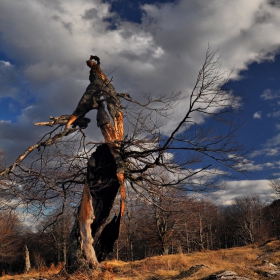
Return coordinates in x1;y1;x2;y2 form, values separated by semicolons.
1;239;280;279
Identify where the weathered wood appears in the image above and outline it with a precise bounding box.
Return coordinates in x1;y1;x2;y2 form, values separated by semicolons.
78;182;98;266
34;115;70;126
33;121;56;126
24;245;31;273
68;144;122;270
34;115;91;129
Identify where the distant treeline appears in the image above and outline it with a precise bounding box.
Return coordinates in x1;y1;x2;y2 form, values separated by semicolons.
1;194;279;274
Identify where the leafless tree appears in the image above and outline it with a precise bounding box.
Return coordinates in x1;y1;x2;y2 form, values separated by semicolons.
37;207;74;265
263;198;280;239
270;177;280;197
223;194;265;246
0;211;24;270
0;46;248;272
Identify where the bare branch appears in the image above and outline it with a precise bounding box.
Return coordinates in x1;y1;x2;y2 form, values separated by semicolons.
0;128;78;176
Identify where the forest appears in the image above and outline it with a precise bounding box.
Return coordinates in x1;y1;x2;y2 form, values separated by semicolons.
0;193;280;274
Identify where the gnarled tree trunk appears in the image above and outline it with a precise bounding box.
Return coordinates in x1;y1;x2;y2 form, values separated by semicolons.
67;56;125;272
68;144;122;271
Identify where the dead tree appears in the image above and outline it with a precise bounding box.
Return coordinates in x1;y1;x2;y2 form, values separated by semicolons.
0;46;248;271
24;245;31;273
270;177;280;197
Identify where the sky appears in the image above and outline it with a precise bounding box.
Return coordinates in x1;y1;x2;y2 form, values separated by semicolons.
1;0;280;205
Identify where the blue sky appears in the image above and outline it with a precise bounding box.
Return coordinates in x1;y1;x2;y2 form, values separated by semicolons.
1;0;280;204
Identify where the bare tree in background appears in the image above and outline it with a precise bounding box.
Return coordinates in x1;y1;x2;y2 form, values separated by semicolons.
270;177;280;196
0;46;247;272
222;194;265;246
0;211;23;269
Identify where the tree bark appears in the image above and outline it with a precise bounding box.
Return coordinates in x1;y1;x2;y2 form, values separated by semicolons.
68;144;122;271
24;245;31;273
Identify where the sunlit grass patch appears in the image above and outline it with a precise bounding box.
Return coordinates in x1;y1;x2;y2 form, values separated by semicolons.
2;240;280;280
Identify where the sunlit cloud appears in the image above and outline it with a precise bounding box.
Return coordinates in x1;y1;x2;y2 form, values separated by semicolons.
242;159;264;171
212;179;273;205
253;111;262;119
249;147;280;157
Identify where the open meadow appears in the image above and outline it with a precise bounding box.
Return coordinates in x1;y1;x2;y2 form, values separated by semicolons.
1;239;280;280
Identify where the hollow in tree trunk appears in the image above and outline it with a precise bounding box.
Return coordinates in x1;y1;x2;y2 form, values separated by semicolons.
67;56;125;272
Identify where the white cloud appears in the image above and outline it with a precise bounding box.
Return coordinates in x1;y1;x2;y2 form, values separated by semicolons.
261;89;273;100
237;152;280;175
212;179;273;205
261;88;280;100
267;148;280;156
0;60;11;67
265;133;280;147
253;111;262;119
242;158;264;171
249;147;280;158
1;0;280;166
264;162;275;168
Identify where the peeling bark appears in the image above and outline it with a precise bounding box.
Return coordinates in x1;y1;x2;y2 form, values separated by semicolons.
114;112;124;141
68;184;99;272
24;245;31;273
117;173;126;218
77;182;98;267
68;143;124;271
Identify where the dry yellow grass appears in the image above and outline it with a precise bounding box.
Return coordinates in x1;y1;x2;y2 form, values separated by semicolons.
105;239;280;280
2;239;280;280
0;263;63;280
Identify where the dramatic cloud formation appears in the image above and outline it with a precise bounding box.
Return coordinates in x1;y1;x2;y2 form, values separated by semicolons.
1;0;280;201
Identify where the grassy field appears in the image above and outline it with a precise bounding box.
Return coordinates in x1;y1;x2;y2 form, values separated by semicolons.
2;239;280;279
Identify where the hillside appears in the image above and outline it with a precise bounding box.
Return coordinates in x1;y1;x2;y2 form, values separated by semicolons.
104;239;280;279
1;239;280;280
